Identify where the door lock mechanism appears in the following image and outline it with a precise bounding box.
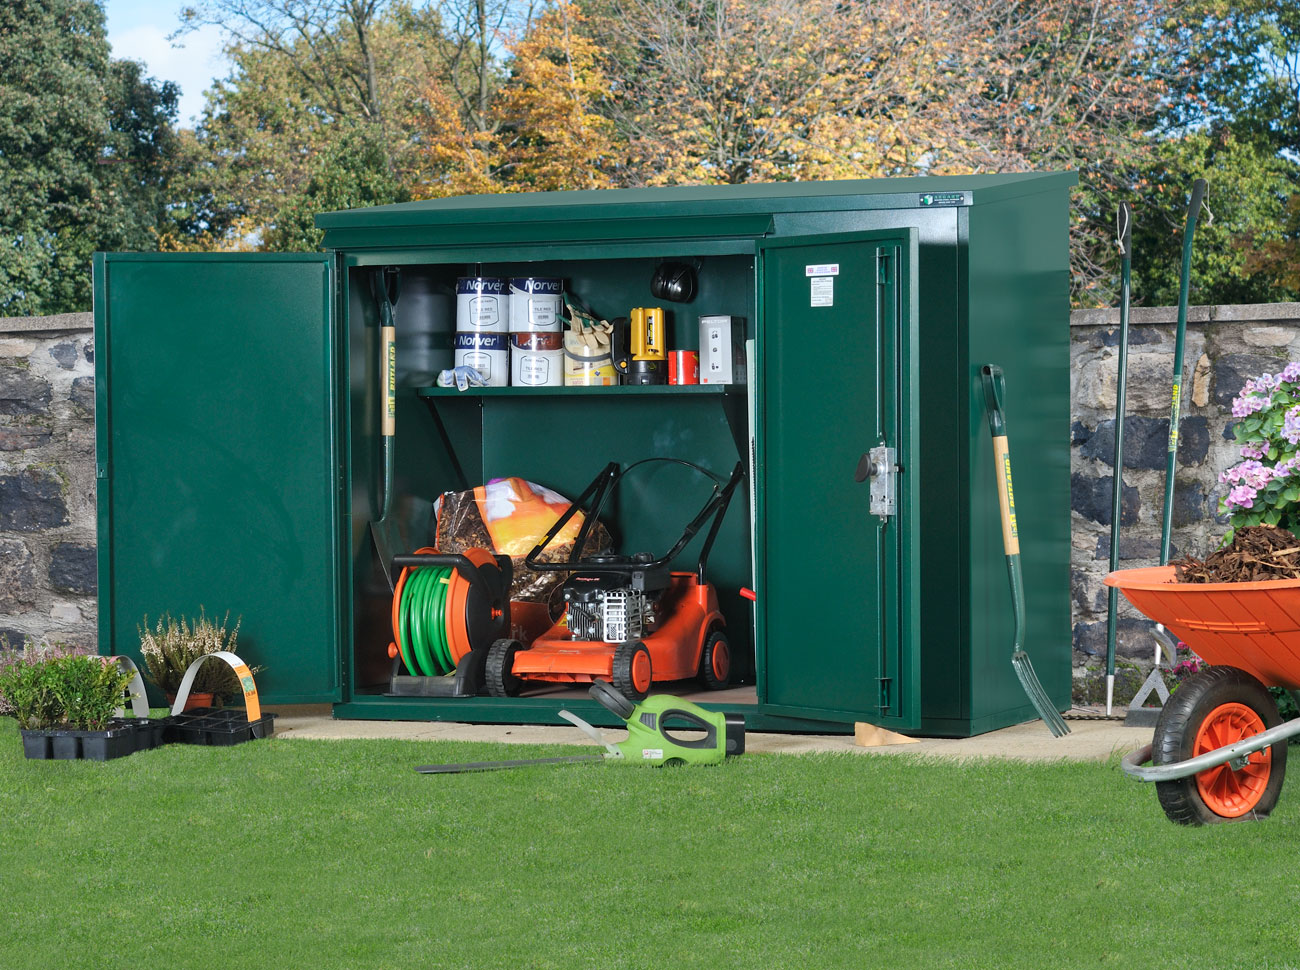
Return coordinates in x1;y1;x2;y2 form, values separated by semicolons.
855;446;897;519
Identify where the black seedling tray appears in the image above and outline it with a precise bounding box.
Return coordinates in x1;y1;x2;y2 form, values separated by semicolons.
130;718;168;752
163;708;277;746
21;722;138;761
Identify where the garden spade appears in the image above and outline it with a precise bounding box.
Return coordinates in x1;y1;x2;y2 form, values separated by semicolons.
368;266;403;591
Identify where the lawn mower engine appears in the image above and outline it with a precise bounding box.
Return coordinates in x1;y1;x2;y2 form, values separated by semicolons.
561;554;669;643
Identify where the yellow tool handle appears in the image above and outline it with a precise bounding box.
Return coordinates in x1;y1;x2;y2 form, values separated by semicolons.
381;325;396;437
993;434;1019;556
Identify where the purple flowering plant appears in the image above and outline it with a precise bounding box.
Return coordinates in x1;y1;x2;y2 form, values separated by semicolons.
1221;361;1300;532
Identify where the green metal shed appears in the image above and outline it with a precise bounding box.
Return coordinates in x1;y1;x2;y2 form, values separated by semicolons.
94;171;1077;736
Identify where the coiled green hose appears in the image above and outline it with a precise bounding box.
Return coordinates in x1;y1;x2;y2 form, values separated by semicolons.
398;565;456;676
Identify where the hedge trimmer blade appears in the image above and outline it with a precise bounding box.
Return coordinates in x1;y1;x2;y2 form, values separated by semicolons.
414;754;604;774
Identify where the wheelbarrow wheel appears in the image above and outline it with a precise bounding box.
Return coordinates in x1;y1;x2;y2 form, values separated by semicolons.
1153;665;1287;825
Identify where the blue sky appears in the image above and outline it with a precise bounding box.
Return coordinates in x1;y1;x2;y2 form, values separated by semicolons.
102;0;229;125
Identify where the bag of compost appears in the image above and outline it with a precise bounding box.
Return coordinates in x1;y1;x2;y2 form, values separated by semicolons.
431;478;611;605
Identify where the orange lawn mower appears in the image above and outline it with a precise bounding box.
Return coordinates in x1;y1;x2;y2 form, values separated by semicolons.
1108;567;1300;824
485;458;746;703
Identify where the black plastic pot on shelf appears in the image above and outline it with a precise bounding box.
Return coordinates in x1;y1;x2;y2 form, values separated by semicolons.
163;708;277;745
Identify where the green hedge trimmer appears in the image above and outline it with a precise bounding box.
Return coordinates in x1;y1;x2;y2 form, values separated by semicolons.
415;680;745;773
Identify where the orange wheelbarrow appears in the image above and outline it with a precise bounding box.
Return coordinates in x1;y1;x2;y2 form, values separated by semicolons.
1106;566;1300;824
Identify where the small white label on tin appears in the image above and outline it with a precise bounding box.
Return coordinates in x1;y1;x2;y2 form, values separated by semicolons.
519;355;551;384
469;295;500;327
810;277;834;307
460;351;495;381
805;263;839;277
642;748;663;760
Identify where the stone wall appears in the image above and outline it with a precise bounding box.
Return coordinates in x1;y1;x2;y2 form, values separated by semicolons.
1069;302;1300;677
3;305;1299;681
0;313;97;652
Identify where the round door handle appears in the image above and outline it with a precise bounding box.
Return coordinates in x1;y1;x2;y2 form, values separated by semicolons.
854;454;877;483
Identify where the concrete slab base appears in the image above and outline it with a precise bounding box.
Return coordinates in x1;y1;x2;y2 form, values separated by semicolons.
268;706;1152;763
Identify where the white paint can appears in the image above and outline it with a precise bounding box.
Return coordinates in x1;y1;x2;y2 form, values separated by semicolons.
510;331;564;386
454;331;509;386
456;277;509;332
508;277;564;332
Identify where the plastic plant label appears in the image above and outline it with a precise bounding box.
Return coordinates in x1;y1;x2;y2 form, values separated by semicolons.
170;651;262;721
810;277;834;307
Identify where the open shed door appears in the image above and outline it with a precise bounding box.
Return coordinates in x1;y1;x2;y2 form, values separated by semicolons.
757;230;920;729
94;254;343;703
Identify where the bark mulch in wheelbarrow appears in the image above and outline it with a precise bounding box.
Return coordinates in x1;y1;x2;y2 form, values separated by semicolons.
1172;524;1300;583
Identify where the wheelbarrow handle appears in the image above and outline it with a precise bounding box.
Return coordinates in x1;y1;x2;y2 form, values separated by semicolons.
1122;715;1300;783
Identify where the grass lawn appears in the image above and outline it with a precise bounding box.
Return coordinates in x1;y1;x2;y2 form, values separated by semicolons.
1;719;1297;970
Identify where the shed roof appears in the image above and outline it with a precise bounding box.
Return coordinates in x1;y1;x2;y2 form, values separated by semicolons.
315;171;1076;233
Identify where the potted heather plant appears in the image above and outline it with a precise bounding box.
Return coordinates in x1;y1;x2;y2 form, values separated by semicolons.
138;610;250;709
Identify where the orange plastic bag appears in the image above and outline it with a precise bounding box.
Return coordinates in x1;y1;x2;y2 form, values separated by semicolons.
433;478;610;603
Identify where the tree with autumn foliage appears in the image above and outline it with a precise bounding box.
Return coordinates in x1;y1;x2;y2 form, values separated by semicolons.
948;0;1200;304
491;3;617;190
576;0;1209;302
82;0;1294;310
581;0;985;186
409;1;617;196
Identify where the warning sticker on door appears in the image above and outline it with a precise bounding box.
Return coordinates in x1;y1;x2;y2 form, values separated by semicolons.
810;276;834;307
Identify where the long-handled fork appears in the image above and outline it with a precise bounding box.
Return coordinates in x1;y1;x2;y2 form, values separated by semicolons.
981;364;1070;737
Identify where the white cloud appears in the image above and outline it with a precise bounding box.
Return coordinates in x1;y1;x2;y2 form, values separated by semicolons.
107;23;228;126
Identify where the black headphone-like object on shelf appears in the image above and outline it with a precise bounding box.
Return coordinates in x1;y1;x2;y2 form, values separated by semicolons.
650;261;698;303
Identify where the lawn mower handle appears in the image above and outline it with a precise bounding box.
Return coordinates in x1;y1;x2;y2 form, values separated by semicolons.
524;461;746;576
